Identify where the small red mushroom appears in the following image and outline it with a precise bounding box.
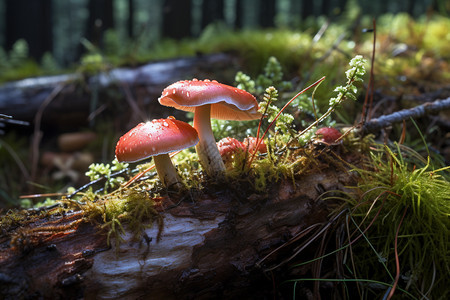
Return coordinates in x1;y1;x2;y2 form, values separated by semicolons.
315;127;342;145
217;137;245;160
158;79;261;176
115;118;198;188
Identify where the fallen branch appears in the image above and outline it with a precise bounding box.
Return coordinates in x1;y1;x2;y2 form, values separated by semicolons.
362;97;450;133
0;53;235;126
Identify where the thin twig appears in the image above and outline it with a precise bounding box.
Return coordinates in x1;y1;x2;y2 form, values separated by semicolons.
360;18;376;124
363;97;450;133
120;81;147;122
67;168;128;199
31;84;65;181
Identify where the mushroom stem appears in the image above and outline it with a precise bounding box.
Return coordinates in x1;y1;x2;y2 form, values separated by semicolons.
193;104;226;176
153;154;182;188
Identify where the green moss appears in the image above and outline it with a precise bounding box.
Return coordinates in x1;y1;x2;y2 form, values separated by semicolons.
75;185;162;252
339;143;450;298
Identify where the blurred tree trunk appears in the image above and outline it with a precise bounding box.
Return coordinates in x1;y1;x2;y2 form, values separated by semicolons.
5;0;53;61
201;0;224;30
337;0;348;14
162;0;192;39
322;0;331;16
259;0;276;28
84;0;115;48
235;0;244;29
128;0;134;38
301;0;315;19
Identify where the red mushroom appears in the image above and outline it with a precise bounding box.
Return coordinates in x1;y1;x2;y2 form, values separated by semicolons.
315;127;342;145
217;137;245;160
158;79;261;176
115;118;198;188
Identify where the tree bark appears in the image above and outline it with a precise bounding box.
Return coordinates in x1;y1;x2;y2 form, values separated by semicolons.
0;155;358;299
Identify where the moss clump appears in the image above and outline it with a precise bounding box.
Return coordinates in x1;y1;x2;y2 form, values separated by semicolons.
338;143;450;298
76;184;163;251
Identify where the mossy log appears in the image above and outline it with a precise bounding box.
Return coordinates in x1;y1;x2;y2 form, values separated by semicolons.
0;53;236;129
0;157;358;299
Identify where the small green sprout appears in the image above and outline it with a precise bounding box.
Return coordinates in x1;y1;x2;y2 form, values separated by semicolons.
258;86;294;136
258;86;280;122
296;55;367;141
235;71;256;94
329;55;366;107
255;56;292;94
234;56;292;95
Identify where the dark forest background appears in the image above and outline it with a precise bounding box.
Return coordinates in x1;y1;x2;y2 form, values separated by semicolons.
0;0;445;68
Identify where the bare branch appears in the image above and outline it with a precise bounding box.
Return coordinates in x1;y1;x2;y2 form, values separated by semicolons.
362;97;450;133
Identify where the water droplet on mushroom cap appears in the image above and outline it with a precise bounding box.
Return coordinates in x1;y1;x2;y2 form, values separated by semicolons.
115;118;199;163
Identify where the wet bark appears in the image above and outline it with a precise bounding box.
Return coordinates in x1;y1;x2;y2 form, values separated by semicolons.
0;155;358;299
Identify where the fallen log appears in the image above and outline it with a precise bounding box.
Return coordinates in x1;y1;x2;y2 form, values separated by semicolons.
0;53;237;129
0;151;358;299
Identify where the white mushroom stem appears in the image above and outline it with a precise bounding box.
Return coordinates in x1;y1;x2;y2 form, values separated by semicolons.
193;104;226;176
153;154;182;188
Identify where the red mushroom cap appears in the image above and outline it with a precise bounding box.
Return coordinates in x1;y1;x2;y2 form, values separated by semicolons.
115;119;198;163
315;127;342;144
158;79;261;121
217;137;245;158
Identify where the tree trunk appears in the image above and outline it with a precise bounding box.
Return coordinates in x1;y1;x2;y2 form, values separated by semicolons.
201;0;224;30
235;0;244;29
258;0;276;28
0;156;358;299
128;0;135;38
301;0;315;20
84;0;115;48
5;0;53;61
162;0;192;39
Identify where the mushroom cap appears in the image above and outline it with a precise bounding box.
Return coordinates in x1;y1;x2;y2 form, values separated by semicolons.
158;79;262;121
115;119;199;163
217;137;245;158
315;127;342;144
